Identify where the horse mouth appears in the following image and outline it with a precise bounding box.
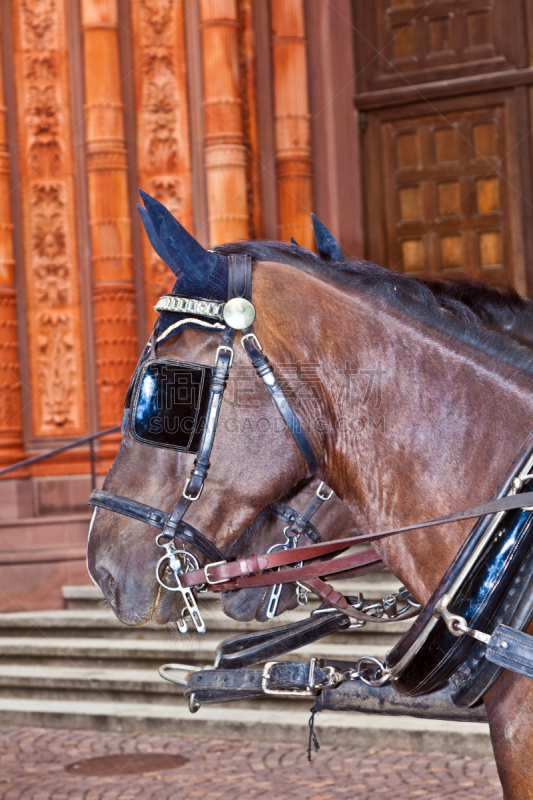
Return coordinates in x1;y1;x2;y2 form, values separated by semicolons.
221;584;297;622
151;585;184;625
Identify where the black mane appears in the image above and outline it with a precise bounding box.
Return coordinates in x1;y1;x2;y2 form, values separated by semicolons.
215;240;533;378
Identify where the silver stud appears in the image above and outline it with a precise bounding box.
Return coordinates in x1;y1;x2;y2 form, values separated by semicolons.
500;641;508;649
223;298;256;330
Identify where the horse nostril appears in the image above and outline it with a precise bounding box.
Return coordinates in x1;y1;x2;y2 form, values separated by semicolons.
100;568;119;609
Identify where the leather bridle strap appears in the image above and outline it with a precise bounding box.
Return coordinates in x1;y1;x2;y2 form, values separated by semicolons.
89;252;322;564
89;489;225;563
181;546;383;589
241;330;318;477
272;501;322;543
270;482;334;544
213;610;351;669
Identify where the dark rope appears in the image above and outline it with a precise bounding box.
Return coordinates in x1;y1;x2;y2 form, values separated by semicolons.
307;704;320;761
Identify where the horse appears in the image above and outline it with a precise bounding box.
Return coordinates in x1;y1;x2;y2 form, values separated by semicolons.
88;197;533;798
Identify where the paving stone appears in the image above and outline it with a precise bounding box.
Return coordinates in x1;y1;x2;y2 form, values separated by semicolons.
0;725;503;799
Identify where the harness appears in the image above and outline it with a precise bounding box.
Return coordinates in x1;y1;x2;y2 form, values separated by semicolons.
89;251;533;720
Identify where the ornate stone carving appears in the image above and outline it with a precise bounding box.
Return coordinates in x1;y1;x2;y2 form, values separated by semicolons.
130;0;194;331
12;0;86;436
26;84;61;170
21;0;57;50
237;0;262;238
81;0;138;430
139;0;173;39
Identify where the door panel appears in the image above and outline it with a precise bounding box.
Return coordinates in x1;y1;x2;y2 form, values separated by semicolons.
378;101;511;281
354;0;528;93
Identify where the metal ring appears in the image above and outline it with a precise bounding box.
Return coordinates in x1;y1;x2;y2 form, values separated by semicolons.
158;663;198;687
156;554;182;591
357;656;391;687
189;693;200;713
282;525;300;544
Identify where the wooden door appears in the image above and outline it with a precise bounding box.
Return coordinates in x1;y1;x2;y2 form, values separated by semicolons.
354;0;533;293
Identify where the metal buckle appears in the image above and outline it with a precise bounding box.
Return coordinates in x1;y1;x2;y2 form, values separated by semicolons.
261;658;318;697
215;345;234;368
182;478;204;501
241;332;262;351
204;560;228;584
316;482;334;501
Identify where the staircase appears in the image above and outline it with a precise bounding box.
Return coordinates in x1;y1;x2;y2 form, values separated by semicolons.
0;572;492;756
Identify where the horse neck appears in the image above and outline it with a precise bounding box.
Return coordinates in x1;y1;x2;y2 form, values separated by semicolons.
255;262;533;600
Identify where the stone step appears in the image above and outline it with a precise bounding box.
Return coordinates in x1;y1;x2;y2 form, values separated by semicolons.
0;607;410;644
0;513;92;560
0;695;493;758
0;664;183;705
0;635;390;670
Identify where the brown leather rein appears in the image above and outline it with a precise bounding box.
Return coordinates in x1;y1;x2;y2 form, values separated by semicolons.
177;490;533;622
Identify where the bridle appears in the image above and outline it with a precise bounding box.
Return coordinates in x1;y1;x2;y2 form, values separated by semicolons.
89;253;333;632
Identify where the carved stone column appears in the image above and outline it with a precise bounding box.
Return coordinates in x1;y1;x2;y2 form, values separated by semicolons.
12;0;87;438
0;4;23;467
270;0;314;248
80;0;137;429
200;0;249;246
130;0;194;333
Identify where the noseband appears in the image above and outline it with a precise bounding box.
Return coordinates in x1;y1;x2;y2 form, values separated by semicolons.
89;253;330;631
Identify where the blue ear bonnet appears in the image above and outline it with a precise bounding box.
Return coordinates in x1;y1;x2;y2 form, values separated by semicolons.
137;189;345;344
155;255;228;344
137;190;229;343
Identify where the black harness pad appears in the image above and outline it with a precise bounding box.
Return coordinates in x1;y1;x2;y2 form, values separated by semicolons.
388;498;533;697
450;540;533;706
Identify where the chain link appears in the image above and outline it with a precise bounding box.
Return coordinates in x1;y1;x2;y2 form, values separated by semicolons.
315;657;391;690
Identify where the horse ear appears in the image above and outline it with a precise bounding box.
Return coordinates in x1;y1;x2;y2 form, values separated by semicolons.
138;189;218;283
311;214;344;261
137;204;175;267
290;236;299;246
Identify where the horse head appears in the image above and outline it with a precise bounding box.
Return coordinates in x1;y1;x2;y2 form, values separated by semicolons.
87;193;343;626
